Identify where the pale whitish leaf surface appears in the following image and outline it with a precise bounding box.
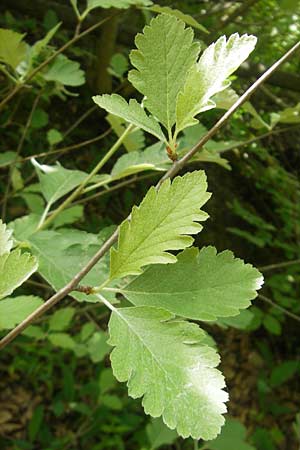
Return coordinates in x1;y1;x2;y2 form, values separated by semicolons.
0;250;38;300
86;0;152;11
128;14;200;131
110;171;210;280
0;28;27;69
29;227;115;303
0;296;43;330
106;114;145;152
0;220;13;256
176;33;257;132
207;418;256;450
32;159;88;205
108;306;228;439
122;247;263;321
44;54;85;86
0;221;38;300
93;94;165;141
147;6;208;33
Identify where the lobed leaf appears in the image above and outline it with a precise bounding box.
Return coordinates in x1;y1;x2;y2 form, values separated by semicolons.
121;246;263;321
44;54;85;86
86;0;152;11
110;171;211;280
108;305;228;440
93;94;165;141
0;220;38;300
128;14;200;132
0;28;27;69
176;33;257;132
147;6;208;33
31;159;90;205
29;227;115;303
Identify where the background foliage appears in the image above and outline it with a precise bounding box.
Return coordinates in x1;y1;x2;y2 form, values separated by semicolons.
0;0;300;449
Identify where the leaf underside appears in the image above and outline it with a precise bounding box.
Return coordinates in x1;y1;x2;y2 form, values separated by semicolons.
108;306;228;440
176;33;257;132
93;94;165;141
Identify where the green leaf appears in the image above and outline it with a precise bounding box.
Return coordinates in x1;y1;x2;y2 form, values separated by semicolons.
86;0;152;12
52;205;84;228
128;14;200;131
108;305;228;440
100;394;123;410
87;330;110;363
93;94;165;141
111;143;168;179
0;220;38;300
29;405;44;442
29;227;114;303
49;307;75;331
0;296;43;330
270;361;299;387
9;214;40;242
48;332;76;350
263;315;282;335
176;33;257;132
216;309;255;330
47;128;63;146
31;159;88;205
271;103;300;126
108;53;129;79
147;6;208;33
30;22;61;60
121;247;263;321
146;418;178;450
0;28;27;69
207;417;256;450
31;108;49;129
106;114;145;153
110;171;210;280
44;54;85;86
0;151;17;168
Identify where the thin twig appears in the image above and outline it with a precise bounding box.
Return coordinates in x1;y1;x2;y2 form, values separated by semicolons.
1;40;299;349
15;128;112;165
258;294;300;323
62;105;98;139
259;259;300;272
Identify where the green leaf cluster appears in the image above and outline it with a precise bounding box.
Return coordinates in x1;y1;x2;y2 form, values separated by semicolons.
94;14;256;158
91;170;263;440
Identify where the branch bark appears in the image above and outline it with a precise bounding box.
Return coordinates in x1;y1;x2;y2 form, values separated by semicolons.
0;40;299;350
